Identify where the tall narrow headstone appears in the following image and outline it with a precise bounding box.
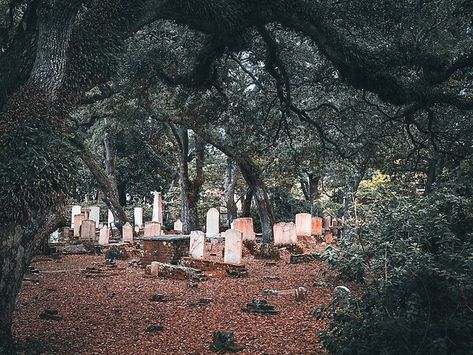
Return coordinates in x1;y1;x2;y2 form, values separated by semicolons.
98;226;109;245
152;191;163;224
73;214;86;237
134;207;143;228
71;205;81;228
122;222;133;243
206;208;220;237
295;213;312;237
80;219;96;240
311;217;323;236
232;217;255;241
189;231;205;259
89;206;100;228
144;221;161;237
107;210;114;228
223;229;243;265
174;219;183;232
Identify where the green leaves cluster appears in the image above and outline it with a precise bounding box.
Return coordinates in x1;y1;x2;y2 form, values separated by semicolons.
322;166;473;354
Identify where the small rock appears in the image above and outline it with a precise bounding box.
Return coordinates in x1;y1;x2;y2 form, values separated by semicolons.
146;324;163;334
210;331;245;353
149;294;167;302
39;309;63;321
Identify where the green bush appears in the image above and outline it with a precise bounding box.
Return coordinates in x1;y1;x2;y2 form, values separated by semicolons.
322;166;473;354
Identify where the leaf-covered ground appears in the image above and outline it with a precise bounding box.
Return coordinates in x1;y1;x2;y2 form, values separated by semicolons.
13;247;351;354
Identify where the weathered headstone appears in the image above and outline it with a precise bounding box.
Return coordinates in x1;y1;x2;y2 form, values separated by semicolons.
80;219;96;240
134;207;143;228
98;226;109;245
231;217;255;241
107;209;114;228
89;206;100;228
295;213;312;237
150;261;159;275
144;221;161;237
273;222;297;245
71;205;81;228
311;217;323;236
152;191;163;224
325;232;334;244
206;208;220;237
73;214;86;237
323;215;332;229
122;222;133;243
223;229;243;265
174;219;183;232
189;231;205;259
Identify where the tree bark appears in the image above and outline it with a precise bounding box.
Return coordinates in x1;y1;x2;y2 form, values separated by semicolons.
69;136;129;230
224;158;239;227
241;187;253;218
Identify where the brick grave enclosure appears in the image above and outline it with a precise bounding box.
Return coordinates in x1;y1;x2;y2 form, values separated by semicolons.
140;235;190;265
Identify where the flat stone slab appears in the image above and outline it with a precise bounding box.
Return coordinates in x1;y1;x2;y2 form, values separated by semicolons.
139;235;191;241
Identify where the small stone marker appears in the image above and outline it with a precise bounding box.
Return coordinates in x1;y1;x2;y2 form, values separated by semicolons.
242;299;278;314
134;207;143;228
98;226;109;245
152;191;163;224
122;222;133;243
150;261;159;275
295;213;312;237
325;232;334;244
144;221;161;237
210;331;245;353
174;219;183;232
311;217;323;236
89;206;100;228
206;208;220;237
73;214;86;237
107;210;114;228
223;229;243;265
323;215;332;229
80;219;96;240
231;217;255;241
189;231;205;259
71;205;81;228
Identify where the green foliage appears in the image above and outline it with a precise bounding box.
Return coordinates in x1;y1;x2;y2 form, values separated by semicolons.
322;167;473;354
0;119;78;223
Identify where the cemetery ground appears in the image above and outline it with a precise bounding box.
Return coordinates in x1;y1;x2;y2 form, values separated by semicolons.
12;244;355;354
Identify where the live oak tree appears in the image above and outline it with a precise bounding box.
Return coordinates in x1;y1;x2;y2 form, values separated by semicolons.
1;0;473;352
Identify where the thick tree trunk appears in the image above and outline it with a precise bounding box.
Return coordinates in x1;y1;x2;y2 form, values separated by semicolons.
241;187;253;217
170;125;205;233
69;137;128;230
0;205;66;352
224;158;239;227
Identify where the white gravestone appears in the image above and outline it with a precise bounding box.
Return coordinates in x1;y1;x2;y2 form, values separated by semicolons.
206;208;220;237
223;229;243;265
189;231;205;259
231;217;255;241
73;214;86;237
89;206;100;228
152;191;163;224
80;219;96;240
295;213;312;237
71;205;81;228
273;222;297;245
107;209;114;228
134;207;143;228
144;221;161;237
122;222;133;243
174;219;183;232
98;226;110;245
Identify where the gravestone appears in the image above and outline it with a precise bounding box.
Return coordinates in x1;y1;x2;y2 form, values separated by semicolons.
174;219;183;232
311;217;323;236
274;222;297;245
295;213;312;237
189;231;205;259
232;217;255;241
107;210;114;228
323;215;332;229
206;208;220;237
89;206;100;228
150;261;159;275
71;205;81;228
152;191;163;224
134;207;143;228
122;222;133;243
325;232;334;244
98;226;109;245
80;219;96;240
144;221;161;237
223;229;243;265
73;214;86;237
